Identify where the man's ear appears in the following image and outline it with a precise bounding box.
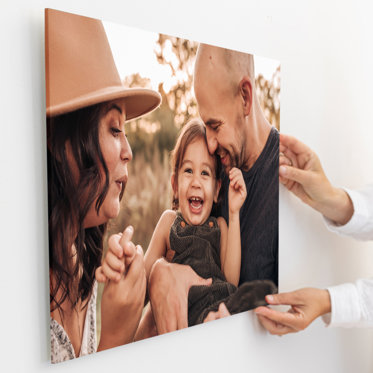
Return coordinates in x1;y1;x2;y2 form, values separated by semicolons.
171;173;178;198
239;77;253;116
214;179;222;203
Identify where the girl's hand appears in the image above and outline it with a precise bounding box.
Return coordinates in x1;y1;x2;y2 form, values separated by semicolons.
228;167;247;215
95;226;137;283
203;302;230;323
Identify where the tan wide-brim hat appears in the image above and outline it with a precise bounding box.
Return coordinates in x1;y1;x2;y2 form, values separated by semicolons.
45;9;161;120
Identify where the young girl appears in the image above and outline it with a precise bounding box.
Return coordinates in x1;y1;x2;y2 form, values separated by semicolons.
97;118;276;329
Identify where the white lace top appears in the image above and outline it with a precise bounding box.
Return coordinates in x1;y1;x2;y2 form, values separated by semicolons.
50;282;97;364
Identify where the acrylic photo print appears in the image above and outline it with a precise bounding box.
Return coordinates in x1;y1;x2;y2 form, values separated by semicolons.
45;8;280;363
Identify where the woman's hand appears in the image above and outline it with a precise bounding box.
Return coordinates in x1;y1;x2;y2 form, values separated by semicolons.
254;288;331;335
279;133;353;225
98;226;146;350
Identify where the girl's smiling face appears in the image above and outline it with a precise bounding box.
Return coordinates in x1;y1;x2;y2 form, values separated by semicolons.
173;137;220;226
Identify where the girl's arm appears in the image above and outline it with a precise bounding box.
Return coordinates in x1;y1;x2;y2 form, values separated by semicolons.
219;167;247;286
144;209;176;281
219;215;240;286
134;210;175;340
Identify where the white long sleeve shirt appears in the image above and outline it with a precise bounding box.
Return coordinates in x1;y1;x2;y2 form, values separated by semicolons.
322;185;373;327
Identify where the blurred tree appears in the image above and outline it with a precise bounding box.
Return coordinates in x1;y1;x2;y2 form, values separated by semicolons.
111;37;281;250
256;65;281;129
99;37;281;327
155;34;199;128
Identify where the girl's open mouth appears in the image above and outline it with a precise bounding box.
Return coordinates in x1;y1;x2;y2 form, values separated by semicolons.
189;196;203;213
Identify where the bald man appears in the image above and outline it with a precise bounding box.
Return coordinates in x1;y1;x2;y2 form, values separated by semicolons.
194;44;278;286
147;45;278;333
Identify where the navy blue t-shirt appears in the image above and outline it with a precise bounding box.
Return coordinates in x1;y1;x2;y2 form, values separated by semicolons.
218;126;278;286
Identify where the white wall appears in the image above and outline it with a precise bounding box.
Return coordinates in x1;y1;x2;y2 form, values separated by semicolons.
1;0;372;372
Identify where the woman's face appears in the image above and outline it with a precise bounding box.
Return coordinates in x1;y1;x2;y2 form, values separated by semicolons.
83;99;132;228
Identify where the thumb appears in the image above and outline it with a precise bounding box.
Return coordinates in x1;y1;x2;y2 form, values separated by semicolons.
195;276;212;287
217;302;230;317
279;165;309;186
95;267;107;283
265;292;299;306
119;225;134;248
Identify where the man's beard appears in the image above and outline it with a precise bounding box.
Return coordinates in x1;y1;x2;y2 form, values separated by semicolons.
224;136;248;172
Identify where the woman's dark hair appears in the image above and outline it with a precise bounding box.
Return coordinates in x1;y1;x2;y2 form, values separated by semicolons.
47;103;118;312
171;118;221;210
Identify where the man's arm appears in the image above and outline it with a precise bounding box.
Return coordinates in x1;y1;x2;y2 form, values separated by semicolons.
148;258;212;334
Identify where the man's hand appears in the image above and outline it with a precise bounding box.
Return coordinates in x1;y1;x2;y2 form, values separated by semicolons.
148;258;212;334
254;288;331;336
203;302;231;323
279;133;353;225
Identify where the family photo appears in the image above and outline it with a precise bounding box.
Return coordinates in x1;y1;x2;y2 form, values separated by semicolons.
45;8;280;363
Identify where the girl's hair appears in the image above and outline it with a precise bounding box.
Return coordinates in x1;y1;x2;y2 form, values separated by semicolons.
171;118;221;210
47;103;121;312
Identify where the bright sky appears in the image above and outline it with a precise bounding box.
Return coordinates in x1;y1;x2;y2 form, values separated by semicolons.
103;20;280;91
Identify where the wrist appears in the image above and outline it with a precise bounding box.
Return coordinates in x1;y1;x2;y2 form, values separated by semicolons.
98;305;139;350
98;332;129;351
228;210;240;223
318;289;331;316
315;187;353;225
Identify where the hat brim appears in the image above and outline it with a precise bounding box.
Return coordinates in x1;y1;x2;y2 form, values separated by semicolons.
46;86;161;121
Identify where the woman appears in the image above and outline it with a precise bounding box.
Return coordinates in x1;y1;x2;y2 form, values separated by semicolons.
255;134;373;334
46;9;161;362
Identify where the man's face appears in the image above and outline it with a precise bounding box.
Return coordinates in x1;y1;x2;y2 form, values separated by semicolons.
194;66;248;174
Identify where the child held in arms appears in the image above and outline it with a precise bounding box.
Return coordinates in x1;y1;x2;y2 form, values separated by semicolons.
96;119;276;334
